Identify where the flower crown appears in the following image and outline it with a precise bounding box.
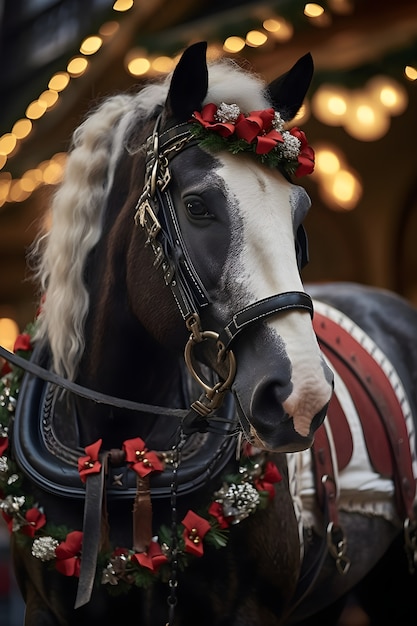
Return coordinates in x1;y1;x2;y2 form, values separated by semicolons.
190;102;314;178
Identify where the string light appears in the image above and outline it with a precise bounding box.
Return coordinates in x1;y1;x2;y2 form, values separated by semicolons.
0;0;413;208
223;36;245;53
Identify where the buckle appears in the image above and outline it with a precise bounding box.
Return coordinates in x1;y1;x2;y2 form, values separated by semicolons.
134;198;161;241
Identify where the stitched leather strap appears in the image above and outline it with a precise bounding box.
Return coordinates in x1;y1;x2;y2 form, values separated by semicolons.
75;451;108;609
218;291;314;350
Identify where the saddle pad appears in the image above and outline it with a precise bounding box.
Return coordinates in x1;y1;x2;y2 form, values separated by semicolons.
12;345;237;501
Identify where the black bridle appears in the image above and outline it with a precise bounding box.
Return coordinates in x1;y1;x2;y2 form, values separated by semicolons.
134;114;314;417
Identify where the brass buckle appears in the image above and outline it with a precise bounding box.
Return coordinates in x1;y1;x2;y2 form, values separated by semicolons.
184;314;236;417
326;521;351;575
134;198;161;241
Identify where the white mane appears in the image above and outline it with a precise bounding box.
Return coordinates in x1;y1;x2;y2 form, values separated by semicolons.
33;59;272;379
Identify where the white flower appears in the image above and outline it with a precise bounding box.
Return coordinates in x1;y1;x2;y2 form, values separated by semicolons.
0;455;8;475
215;102;241;123
282;131;301;160
32;536;59;561
272;111;285;132
215;481;260;524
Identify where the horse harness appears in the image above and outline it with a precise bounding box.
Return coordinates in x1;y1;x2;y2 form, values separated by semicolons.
310;303;417;575
133;113;313;423
0;114;314;620
3;116;417;620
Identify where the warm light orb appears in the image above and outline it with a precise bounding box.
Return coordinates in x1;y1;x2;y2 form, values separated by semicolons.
344;92;390;141
113;0;133;10
315;147;342;176
42;161;64;185
331;169;362;209
12;119;33;139
127;56;151;76
245;30;268;47
80;36;103;55
312;85;349;125
0;176;11;202
67;56;89;77
26;100;48;120
38;89;59;109
99;21;119;37
0;133;17;156
48;72;70;92
0;318;19;351
405;65;417;81
223;36;245;53
367;75;408;116
304;3;325;17
263;18;293;41
152;56;174;73
8;180;31;203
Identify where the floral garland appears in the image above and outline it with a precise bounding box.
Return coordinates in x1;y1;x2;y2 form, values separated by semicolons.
0;327;282;594
190;102;315;178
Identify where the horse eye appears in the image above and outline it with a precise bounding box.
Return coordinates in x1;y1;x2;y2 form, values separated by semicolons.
184;196;212;220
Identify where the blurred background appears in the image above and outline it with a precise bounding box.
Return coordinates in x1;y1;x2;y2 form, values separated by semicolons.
0;0;416;623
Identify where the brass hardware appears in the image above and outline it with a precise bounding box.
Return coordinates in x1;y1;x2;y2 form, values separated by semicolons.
134;199;161;240
326;521;351;575
184;315;237;416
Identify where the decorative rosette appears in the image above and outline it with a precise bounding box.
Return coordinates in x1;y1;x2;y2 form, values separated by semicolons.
190;102;314;177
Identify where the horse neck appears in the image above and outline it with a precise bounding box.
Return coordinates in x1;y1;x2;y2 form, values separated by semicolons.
75;237;185;451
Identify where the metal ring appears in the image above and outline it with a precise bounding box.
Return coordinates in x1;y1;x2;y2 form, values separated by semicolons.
184;330;236;395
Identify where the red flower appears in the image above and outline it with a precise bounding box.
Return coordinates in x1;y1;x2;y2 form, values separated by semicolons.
55;530;83;577
13;333;32;353
78;438;102;483
21;507;46;537
181;510;211;557
208;501;231;529
235;108;284;154
123;438;163;478
290;127;315;177
0;360;11;376
132;540;168;573
0;436;8;455
254;461;282;500
192;103;238;137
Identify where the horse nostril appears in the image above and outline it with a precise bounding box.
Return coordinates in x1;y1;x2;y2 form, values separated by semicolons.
249;379;289;432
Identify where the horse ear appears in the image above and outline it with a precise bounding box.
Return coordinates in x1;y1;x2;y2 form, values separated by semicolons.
165;41;209;122
267;53;314;121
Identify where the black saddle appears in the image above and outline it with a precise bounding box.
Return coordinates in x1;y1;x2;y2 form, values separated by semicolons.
12;345;237;502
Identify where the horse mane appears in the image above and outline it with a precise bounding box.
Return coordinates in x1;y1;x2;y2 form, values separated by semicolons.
32;58;271;379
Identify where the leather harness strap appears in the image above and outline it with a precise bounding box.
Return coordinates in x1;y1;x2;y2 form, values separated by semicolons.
313;309;417;521
218;291;313;351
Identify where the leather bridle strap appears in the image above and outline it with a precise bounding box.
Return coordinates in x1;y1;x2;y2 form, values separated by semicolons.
218;291;314;351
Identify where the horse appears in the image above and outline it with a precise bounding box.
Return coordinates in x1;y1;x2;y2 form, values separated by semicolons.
0;41;416;626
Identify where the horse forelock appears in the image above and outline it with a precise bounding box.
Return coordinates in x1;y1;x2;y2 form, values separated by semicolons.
32;59;273;379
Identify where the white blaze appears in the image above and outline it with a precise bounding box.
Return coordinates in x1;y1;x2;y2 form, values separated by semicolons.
217;154;333;435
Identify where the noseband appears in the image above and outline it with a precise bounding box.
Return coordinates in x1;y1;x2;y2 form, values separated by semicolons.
135;114;314;416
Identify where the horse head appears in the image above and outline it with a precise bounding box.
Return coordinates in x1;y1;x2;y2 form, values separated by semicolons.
36;41;333;454
125;42;334;452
